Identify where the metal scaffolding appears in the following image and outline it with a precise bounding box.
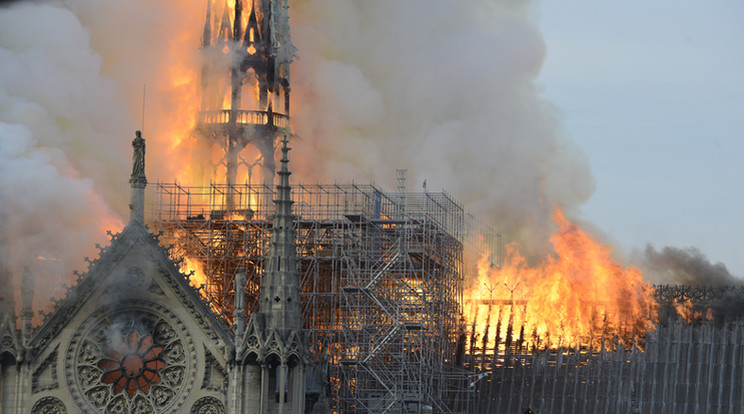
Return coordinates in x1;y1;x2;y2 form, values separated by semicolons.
146;182;498;413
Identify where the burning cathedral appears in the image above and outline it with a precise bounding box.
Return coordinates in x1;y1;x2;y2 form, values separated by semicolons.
2;1;744;414
0;1;312;413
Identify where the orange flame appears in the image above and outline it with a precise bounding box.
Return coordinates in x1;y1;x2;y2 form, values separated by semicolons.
673;299;694;322
182;256;208;296
143;0;272;188
673;298;714;322
465;207;658;352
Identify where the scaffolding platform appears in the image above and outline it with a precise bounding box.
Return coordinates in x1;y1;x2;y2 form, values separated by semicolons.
147;182;500;413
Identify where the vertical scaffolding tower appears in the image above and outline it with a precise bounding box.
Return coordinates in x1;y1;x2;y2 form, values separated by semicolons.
147;183;494;412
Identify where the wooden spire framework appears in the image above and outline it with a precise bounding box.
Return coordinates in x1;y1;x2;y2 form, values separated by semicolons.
197;0;295;196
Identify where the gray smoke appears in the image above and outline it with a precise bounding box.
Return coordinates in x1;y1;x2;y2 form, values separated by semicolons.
39;0;744;319
0;0;597;309
288;1;595;256
0;0;217;309
637;244;741;286
0;2;132;310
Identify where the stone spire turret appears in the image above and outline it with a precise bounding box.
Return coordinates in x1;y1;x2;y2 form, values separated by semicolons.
197;0;295;189
233;136;309;414
259;136;302;334
200;0;212;49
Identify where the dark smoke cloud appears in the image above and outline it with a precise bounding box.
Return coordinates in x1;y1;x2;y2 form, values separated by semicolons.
0;0;35;5
636;244;742;286
710;289;744;320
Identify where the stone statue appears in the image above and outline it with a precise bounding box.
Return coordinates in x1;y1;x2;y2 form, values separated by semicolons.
235;272;246;311
131;130;146;178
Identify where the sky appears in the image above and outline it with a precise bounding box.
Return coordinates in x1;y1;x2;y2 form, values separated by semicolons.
536;0;744;277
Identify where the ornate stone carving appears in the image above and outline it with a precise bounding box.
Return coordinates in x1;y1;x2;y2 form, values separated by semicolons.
0;334;13;348
0;312;19;359
128;266;147;285
66;302;196;413
190;396;225;414
157;268;229;350
31;396;66;414
104;266;148;296
148;280;165;296
201;347;227;392
32;347;59;393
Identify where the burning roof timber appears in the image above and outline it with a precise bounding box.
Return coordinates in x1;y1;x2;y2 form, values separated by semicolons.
468;286;744;414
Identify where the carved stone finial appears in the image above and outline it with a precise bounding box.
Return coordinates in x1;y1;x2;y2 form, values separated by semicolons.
234;272;246;312
21;267;34;346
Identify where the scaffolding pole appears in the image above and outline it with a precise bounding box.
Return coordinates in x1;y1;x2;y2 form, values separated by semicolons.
147;182;488;413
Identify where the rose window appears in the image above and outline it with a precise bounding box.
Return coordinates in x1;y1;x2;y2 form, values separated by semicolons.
67;304;195;413
98;331;166;397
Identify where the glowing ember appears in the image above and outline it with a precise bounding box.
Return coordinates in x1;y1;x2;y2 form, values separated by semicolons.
465;207;658;351
673;298;714;322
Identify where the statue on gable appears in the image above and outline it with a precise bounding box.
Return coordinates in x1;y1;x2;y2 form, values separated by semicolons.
130;130;146;183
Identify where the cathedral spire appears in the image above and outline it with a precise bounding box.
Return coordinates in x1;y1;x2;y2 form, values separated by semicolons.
201;0;212;48
196;0;295;188
259;135;302;334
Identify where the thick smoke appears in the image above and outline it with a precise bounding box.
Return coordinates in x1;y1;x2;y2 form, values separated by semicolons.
3;0;725;317
288;1;595;255
0;0;204;311
0;0;595;310
0;2;129;308
635;244;741;286
212;1;596;255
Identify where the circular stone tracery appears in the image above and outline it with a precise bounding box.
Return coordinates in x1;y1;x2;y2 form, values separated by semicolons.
98;330;165;397
66;303;195;413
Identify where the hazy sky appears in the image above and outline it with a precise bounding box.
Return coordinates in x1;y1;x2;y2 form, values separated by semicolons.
536;1;744;277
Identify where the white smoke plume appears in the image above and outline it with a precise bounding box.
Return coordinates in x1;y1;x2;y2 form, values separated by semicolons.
288;1;595;255
0;0;595;310
0;2;131;310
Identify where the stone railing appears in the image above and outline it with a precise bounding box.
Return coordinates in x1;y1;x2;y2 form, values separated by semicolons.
198;109;289;129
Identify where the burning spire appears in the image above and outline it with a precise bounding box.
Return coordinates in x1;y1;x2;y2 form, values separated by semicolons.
196;0;296;196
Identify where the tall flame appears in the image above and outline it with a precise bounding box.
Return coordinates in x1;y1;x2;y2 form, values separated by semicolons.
465;207;658;352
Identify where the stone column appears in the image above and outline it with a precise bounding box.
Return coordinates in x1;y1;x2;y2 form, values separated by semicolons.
278;362;288;413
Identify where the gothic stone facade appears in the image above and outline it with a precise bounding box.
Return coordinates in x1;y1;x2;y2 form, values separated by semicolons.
0;222;250;413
